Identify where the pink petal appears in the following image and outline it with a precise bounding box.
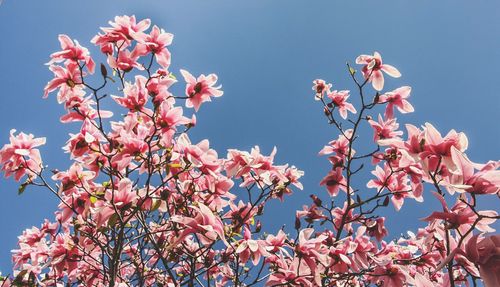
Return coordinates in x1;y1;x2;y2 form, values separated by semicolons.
381;64;401;78
372;71;384;91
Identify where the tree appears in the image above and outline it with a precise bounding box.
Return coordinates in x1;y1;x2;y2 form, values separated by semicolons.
0;15;498;287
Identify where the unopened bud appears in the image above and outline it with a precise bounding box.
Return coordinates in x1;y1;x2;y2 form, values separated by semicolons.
100;63;108;78
295;216;301;230
257;204;264;215
310;194;322;206
323;107;331;116
255;220;262;233
382;196;390;207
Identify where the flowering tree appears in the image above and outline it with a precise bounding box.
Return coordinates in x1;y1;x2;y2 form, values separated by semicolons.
0;15;499;287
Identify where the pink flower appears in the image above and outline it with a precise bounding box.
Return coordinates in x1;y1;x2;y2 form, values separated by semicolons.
134;25;173;68
235;226;269;265
180;69;223;111
447;146;500;195
312;79;331;100
91;15;151;51
367;164;411;210
0;129;46;181
156;102;190;146
266;256;314;286
422;192;497;233
225;200;257;227
110;116;152;171
370;263;409;287
51;162;95;194
44;61;82;98
265;230;288;253
368;114;403;142
296;204;327;222
465;234;500;287
107;49;141;72
105;178;138;209
64;119;103;159
356;52;401;91
319;167;347;197
326;90;356;119
378;86;414;119
171;203;228;247
49;234;81;276
112;75;149;111
319;129;354;158
48;34;95;73
366;217;388;242
331;203;355;234
156;102;190;130
294;228;328;283
146;71;176;104
177;133;221;175
367;164;394;191
423;122;468;158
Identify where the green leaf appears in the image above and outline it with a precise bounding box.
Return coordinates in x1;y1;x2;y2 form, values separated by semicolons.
18;182;28;195
150;199;162;211
90;196;97;204
108;213;119;227
349;66;356;75
347;62;356;75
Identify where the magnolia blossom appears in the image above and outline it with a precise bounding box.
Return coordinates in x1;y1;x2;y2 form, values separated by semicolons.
112;75;149;111
312;79;331;100
3;15;499;287
180;69;223;111
356;51;401;91
0;130;46;181
378;86;414;119
48;34;95;73
134;25;173;68
171;203;228;247
44;61;82;98
235;226;269;265
465;235;500;287
91;15;151;50
319;167;347;197
326;90;356;119
368;114;403;142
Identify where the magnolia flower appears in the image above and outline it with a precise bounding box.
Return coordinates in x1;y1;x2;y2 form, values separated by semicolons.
44;61;82;98
235;226;269;265
319;167;347;197
180;69;223;111
0;129;46;181
465;234;500;287
356;52;401;91
312;79;331;100
134;25;173;68
327;90;356;119
48;34;95;73
378;86;414;118
368;114;403;142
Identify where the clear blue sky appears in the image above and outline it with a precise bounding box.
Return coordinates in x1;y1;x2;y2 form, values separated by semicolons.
0;1;499;273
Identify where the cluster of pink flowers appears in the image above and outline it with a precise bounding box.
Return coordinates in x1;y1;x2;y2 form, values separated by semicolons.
311;53;499;286
0;129;45;181
0;15;498;287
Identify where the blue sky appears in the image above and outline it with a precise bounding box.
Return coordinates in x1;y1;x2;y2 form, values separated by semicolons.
0;1;499;273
